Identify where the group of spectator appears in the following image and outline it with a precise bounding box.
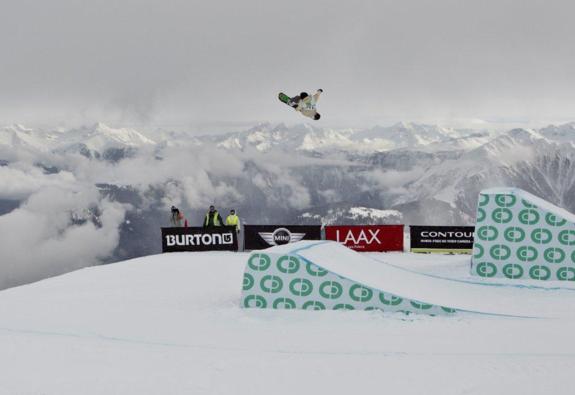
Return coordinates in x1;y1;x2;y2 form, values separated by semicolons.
170;205;240;233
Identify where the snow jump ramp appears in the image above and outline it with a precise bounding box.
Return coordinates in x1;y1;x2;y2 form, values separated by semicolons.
241;240;575;318
472;188;575;282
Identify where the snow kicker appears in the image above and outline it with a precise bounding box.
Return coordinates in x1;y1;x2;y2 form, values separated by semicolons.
472;188;575;282
241;240;575;317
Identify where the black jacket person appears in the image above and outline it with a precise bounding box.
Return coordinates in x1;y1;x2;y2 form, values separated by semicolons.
203;205;223;228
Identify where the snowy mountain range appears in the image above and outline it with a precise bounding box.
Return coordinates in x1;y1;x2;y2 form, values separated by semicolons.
1;120;574;289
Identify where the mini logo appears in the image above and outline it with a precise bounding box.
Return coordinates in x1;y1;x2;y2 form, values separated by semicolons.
558;230;575;246
531;229;552;244
260;275;283;293
243;295;267;308
502;264;524;279
319;281;343;299
504;227;525;243
495;194;517;207
272;297;296;309
544;248;566;264
519;209;540;225
259;228;306;246
557;267;575;281
545;213;567;227
242;273;255;290
349;284;373;302
289;278;313;297
476;262;497;277
529;265;551;281
302;301;326;310
379;292;402;306
477;226;498;241
490;244;511;260
248;254;271;271
517;246;538;262
492;208;513;224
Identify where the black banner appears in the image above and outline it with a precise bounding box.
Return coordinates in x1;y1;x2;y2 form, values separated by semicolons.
244;225;322;250
161;226;238;252
410;226;475;253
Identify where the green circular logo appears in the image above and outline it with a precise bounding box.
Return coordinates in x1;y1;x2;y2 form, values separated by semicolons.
557;267;575;281
543;248;566;264
502;264;524;279
545;213;567;227
289;278;313;297
410;301;433;310
476;262;497;277
319;281;343;299
518;209;540;225
242;273;254;290
302;301;326;310
477;226;498;241
248;254;271;271
306;263;328;277
441;306;456;314
277;256;300;274
273;297;296;309
479;194;489;207
531;229;553;244
521;199;536;208
243;295;267;308
492;208;513;224
572;250;575;264
349;285;373;302
495;194;517;207
379;293;403;306
517;246;538;262
473;244;484;259
476;208;486;222
558;230;575;246
490;244;511;260
529;265;551;280
334;304;355;310
504;227;525;242
260;275;283;293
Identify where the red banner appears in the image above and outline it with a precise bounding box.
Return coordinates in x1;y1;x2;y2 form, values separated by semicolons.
325;225;404;252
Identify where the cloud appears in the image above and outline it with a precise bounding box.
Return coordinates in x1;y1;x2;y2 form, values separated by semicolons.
0;185;127;290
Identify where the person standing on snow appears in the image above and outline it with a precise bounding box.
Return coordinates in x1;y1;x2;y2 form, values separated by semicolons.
289;89;323;120
170;206;185;227
203;205;223;228
225;209;241;233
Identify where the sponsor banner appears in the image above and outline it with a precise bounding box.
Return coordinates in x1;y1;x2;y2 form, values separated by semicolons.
244;225;321;250
161;226;238;252
410;226;475;253
325;225;404;252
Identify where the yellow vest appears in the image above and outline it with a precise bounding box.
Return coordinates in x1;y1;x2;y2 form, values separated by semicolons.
226;214;240;230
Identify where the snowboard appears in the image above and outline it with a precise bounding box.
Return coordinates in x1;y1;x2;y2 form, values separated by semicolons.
278;92;293;106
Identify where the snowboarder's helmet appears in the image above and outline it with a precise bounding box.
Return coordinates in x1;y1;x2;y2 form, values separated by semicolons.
314;113;321;120
300;92;309;99
209;205;215;211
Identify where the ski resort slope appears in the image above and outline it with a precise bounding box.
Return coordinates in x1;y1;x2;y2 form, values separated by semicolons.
284;241;575;318
0;251;574;394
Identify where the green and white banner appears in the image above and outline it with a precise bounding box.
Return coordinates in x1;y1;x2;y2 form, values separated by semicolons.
471;188;575;281
241;252;456;315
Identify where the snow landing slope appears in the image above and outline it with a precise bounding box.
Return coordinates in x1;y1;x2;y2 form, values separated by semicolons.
1;251;575;394
247;241;575;318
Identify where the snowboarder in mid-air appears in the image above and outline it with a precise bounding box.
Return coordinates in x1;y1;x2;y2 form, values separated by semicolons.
278;89;323;120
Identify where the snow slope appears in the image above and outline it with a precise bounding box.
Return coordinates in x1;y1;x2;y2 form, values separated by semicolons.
1;251;575;394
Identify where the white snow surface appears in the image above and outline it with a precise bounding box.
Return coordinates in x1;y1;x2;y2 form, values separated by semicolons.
1;248;575;394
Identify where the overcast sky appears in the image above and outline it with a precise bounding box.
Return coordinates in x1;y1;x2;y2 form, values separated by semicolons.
1;0;574;130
